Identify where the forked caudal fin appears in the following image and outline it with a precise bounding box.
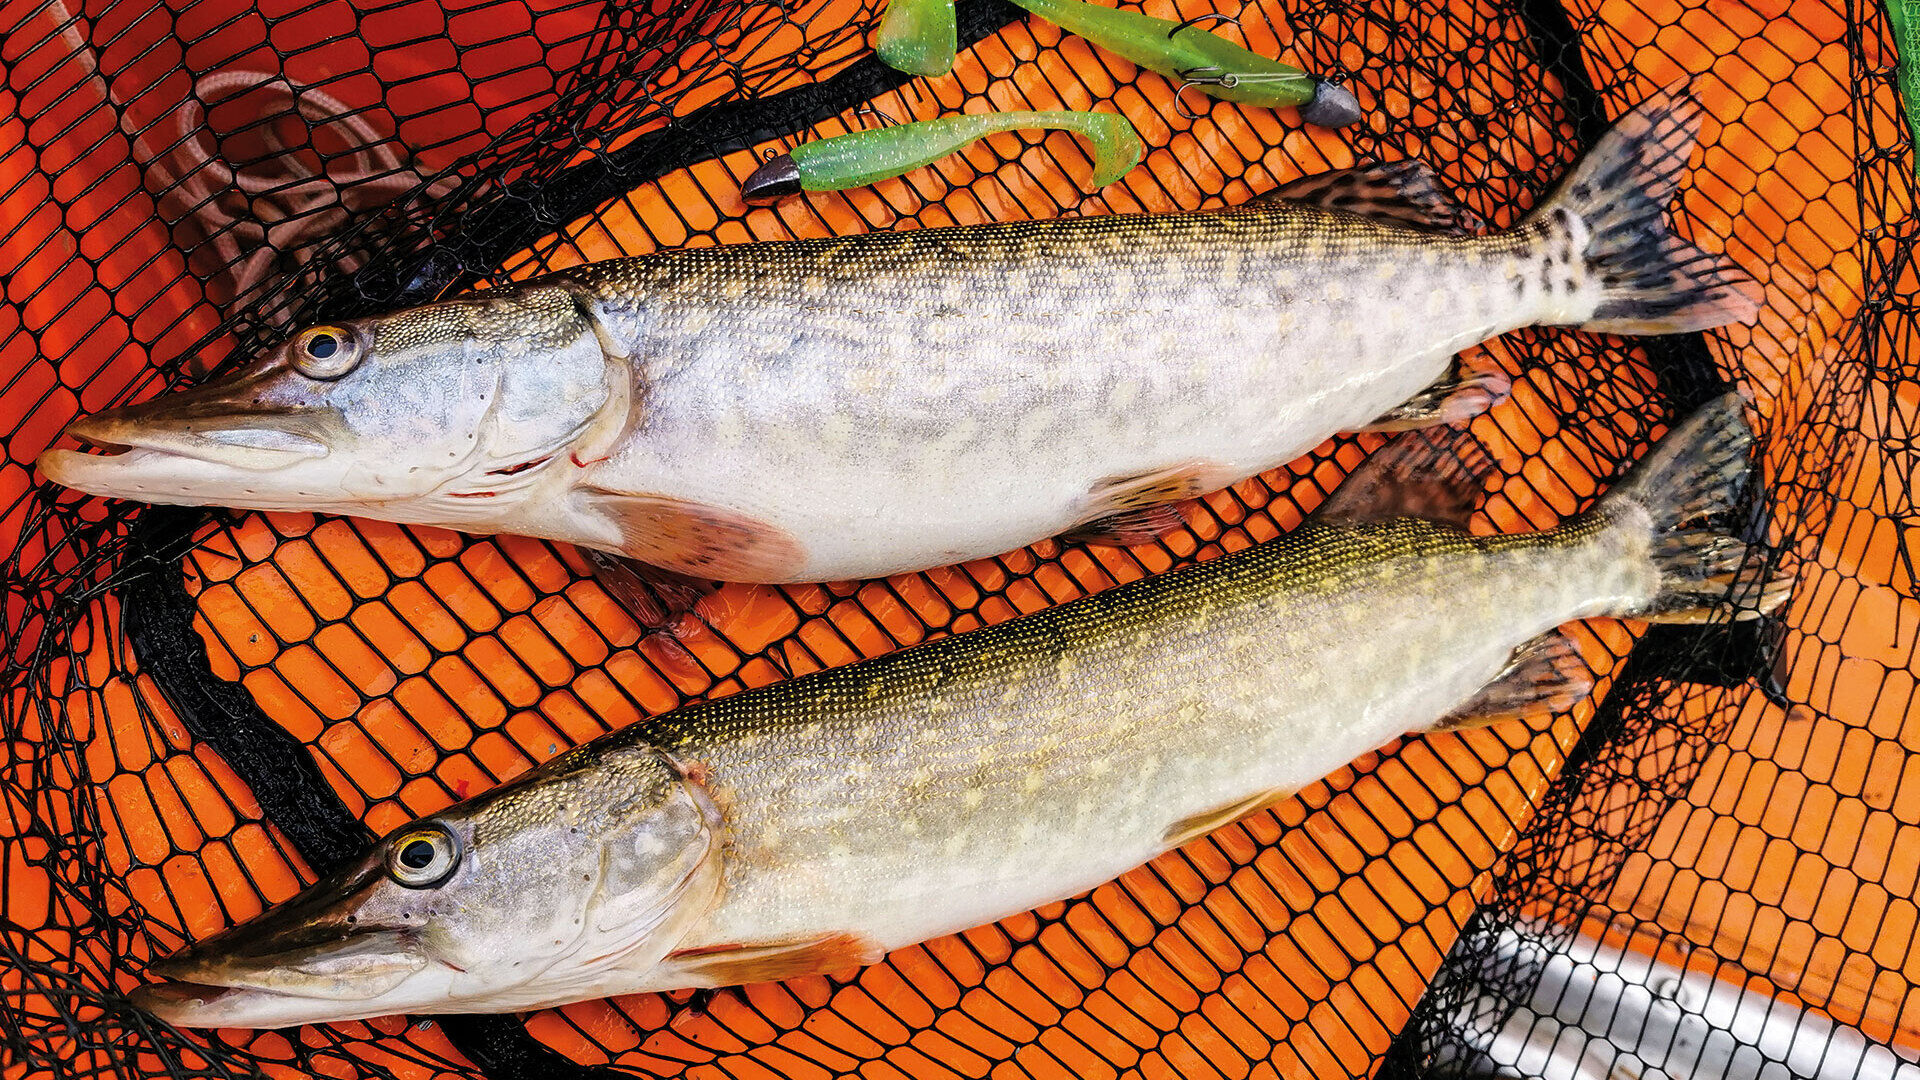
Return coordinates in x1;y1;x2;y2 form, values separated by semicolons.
1596;393;1793;624
1535;84;1762;335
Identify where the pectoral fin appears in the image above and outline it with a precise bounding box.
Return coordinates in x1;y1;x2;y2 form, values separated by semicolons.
1261;160;1486;234
1433;630;1593;732
585;490;806;582
667;932;886;986
1314;424;1495;529
1162;787;1296;848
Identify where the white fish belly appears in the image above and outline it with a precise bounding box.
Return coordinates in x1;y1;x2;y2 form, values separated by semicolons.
587;214;1551;582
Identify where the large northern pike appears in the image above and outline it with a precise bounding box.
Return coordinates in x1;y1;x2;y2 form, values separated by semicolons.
43;89;1753;588
132;395;1790;1027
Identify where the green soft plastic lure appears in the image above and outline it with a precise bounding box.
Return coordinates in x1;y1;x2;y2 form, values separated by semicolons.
875;0;958;76
742;110;1143;201
1008;0;1360;125
1891;0;1920;155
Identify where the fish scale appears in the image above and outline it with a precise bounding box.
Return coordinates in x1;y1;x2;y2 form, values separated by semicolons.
130;393;1791;1026
640;512;1627;973
45;89;1753;595
575;207;1553;582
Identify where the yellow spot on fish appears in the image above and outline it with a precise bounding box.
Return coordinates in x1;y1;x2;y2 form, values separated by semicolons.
1023;771;1045;794
820;413;854;452
933;418;979;454
964;788;986;809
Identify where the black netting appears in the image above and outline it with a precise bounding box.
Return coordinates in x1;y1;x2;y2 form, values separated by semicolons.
0;0;1905;1077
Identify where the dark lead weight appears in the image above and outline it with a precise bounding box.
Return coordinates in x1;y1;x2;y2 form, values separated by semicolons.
1300;80;1364;129
742;155;804;202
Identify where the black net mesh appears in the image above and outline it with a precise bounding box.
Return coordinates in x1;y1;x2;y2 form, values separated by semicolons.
0;0;1903;1076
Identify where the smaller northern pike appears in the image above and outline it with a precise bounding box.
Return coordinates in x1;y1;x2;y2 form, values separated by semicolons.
132;396;1789;1028
42;89;1754;596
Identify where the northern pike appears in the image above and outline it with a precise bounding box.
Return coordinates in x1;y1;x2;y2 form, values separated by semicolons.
43;89;1754;592
132;395;1791;1027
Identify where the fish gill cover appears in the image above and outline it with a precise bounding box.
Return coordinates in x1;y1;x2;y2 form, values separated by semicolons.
0;0;1905;1078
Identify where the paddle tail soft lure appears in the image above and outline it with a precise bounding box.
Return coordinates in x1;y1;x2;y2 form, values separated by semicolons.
1891;0;1920;157
1008;0;1361;126
742;110;1144;200
875;0;958;76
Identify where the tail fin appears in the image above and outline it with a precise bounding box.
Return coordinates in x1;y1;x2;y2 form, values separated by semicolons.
1597;393;1791;623
1534;85;1761;335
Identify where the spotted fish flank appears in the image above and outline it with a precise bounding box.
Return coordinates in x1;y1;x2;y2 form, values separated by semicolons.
44;88;1757;594
130;397;1791;1027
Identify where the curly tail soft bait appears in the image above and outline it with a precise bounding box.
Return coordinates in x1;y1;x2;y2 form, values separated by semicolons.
1007;0;1360;126
1890;0;1920;159
742;110;1143;201
876;0;958;76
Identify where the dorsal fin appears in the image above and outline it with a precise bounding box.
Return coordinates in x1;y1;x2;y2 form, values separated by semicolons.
1314;425;1496;528
1256;160;1485;234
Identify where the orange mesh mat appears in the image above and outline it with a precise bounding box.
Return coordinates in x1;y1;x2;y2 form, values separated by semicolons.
0;0;1905;1076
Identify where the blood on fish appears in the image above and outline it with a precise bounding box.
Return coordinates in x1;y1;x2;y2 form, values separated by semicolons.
489;456;551;477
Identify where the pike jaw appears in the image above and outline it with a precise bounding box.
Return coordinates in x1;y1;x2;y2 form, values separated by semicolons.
132;746;723;1027
38;285;629;527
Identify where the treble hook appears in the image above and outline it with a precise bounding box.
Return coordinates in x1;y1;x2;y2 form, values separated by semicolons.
1165;11;1238;38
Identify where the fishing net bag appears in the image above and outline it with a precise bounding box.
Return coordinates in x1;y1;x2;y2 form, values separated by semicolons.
0;0;1904;1075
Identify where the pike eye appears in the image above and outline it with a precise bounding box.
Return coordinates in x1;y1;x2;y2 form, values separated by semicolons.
385;824;460;888
293;326;361;380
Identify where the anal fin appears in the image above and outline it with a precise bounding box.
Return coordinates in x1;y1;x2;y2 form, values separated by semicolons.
1062;503;1187;547
1315;425;1496;529
1360;366;1511;433
667;932;886;986
1162;787;1295;848
1433;630;1593;732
